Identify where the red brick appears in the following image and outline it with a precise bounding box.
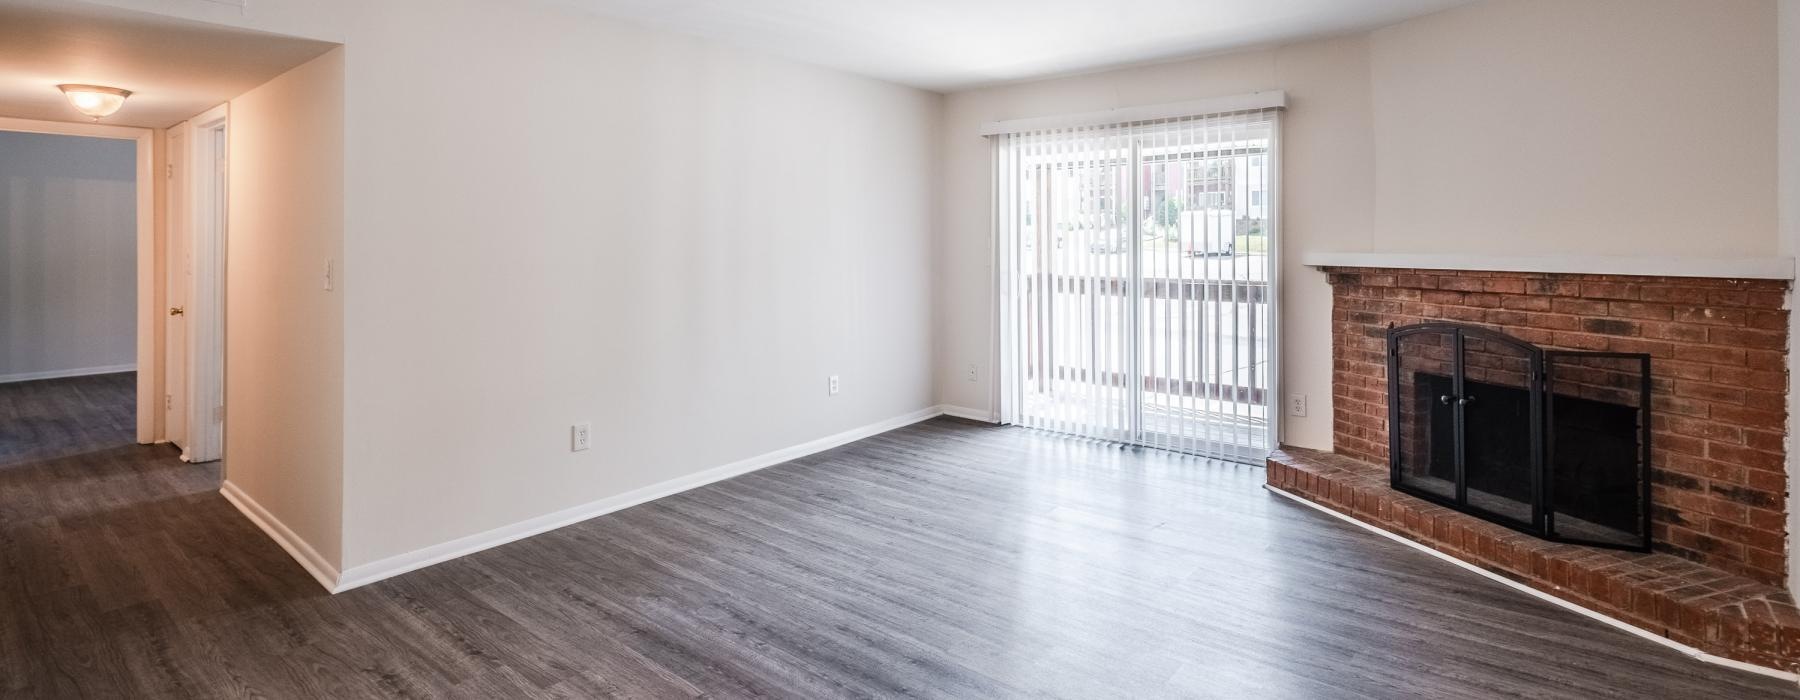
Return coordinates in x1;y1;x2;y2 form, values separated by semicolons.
1674;306;1748;326
1747;310;1787;331
1438;276;1484;292
1675;344;1745;366
1708;443;1786;473
1638;321;1709;343
1582;282;1641;300
1743;430;1783;453
1744;350;1785;371
1551;332;1609;351
1674;381;1745;405
1420;290;1465;305
1664;415;1742;443
1499;296;1553;311
1709;327;1785;351
1710;366;1786;389
1552;298;1610;315
1609;301;1674;321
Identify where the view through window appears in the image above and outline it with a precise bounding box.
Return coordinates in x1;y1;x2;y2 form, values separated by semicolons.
997;109;1278;461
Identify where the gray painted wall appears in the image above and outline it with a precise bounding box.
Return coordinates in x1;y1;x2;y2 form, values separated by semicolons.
0;130;137;381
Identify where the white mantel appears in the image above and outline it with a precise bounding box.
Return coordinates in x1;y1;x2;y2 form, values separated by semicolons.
1300;252;1796;281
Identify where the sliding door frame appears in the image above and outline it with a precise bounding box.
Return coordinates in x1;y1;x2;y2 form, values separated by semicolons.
993;110;1284;460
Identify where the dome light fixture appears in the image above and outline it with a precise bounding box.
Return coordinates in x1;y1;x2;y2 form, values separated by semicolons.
57;84;132;120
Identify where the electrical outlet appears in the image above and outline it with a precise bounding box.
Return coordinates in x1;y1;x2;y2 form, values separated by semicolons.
828;375;841;396
966;363;978;382
571;422;591;452
1287;393;1308;417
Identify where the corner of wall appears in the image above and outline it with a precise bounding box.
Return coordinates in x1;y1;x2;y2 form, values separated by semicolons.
1776;0;1800;599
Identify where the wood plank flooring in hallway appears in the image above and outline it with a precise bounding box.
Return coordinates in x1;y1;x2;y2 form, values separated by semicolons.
2;372;1794;697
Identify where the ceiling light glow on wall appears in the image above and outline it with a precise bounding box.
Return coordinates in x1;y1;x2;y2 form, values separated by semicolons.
57;84;132;120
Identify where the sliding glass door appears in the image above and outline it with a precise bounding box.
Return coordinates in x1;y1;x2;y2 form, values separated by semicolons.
996;109;1279;462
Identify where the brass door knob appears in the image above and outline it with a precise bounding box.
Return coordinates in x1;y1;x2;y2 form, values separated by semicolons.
169;306;185;316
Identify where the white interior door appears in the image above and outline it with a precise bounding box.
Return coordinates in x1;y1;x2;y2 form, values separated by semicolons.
164;124;190;449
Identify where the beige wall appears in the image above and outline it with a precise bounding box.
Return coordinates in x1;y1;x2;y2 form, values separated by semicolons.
937;0;1780;451
225;48;346;565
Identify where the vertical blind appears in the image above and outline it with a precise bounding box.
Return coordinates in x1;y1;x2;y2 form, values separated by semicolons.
994;106;1280;462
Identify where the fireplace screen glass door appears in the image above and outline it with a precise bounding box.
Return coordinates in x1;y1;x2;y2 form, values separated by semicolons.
994;108;1280;462
1392;325;1544;530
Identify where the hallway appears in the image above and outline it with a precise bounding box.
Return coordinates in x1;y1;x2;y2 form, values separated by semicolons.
2;373;1794;697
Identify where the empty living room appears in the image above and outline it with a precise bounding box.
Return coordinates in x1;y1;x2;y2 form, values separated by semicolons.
3;0;1800;697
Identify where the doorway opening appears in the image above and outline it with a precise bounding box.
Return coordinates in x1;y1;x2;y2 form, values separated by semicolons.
0;117;156;443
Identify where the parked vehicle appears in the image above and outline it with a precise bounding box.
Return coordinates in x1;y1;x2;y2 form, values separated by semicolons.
1180;209;1235;257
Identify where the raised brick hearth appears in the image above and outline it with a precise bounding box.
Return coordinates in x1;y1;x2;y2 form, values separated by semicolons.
1268;447;1800;671
1264;265;1796;671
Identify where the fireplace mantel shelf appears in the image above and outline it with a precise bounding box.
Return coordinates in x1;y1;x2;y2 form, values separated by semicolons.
1300;252;1795;280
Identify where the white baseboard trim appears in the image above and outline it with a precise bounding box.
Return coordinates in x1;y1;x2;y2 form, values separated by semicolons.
1263;485;1800;684
937;404;999;423
220;479;342;593
332;405;951;592
0;363;136;384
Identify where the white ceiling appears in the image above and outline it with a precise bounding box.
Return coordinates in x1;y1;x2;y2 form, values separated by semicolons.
554;0;1476;91
0;0;336;129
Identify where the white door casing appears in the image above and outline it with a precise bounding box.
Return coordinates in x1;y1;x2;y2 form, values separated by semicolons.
165;122;190;449
184;105;228;463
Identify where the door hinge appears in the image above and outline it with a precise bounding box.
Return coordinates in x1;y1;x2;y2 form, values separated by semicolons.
166;163;174;180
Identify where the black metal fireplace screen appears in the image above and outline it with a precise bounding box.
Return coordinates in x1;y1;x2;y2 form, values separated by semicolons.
1386;322;1652;552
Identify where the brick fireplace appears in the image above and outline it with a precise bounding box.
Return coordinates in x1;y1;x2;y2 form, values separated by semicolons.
1266;265;1797;671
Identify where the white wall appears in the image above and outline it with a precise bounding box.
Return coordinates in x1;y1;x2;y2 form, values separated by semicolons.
226;48;345;567
82;0;941;580
937;0;1781;450
0;130;138;381
334;1;939;570
1369;0;1777;256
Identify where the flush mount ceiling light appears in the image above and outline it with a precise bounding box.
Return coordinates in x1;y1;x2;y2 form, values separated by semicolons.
57;84;132;120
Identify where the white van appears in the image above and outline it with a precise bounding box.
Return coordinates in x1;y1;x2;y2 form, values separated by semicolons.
1180;209;1235;257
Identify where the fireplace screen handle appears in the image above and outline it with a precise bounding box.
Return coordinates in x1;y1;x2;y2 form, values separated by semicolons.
1440;394;1454;405
1439;394;1478;406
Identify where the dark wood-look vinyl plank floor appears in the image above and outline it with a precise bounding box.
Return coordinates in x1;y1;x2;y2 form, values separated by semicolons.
3;372;1795;698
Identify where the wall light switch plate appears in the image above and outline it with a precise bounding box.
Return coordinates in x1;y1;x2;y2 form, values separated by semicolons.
571;422;592;452
1287;394;1308;418
828;375;841;396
